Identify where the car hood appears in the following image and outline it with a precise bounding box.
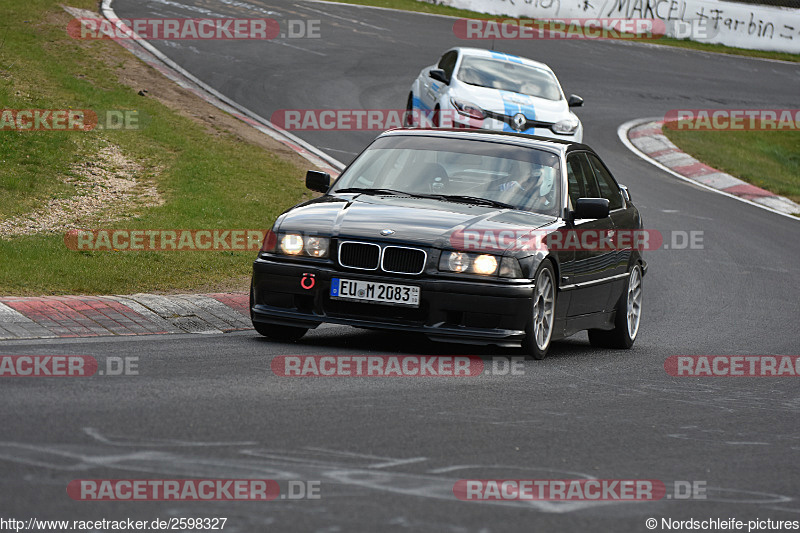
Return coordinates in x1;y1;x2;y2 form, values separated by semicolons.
452;83;570;124
275;195;557;254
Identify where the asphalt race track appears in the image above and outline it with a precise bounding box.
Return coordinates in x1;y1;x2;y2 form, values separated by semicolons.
2;1;799;531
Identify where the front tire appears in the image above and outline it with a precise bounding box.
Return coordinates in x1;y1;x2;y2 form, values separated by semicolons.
588;264;643;349
523;261;557;360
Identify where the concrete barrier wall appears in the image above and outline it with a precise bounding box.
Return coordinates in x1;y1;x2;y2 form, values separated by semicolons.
430;0;800;53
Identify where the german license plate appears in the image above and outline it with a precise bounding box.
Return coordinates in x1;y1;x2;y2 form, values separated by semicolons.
330;278;420;308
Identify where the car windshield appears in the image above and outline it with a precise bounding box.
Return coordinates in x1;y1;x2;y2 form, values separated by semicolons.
329;135;561;216
456;56;562;101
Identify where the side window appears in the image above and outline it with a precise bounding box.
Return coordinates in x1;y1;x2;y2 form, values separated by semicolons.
576;155;601;197
586;154;623;210
437;51;458;81
567;152;609;211
565;155;584;210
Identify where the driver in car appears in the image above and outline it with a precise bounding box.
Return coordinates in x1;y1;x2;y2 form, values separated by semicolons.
496;167;557;213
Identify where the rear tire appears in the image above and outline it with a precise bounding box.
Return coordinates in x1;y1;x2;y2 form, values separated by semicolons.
432;105;441;128
588;264;643;349
523;261;557;360
253;321;308;342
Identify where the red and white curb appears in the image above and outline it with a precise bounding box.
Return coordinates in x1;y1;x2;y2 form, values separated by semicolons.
0;293;249;340
62;4;344;177
619;118;800;219
3;8;334;341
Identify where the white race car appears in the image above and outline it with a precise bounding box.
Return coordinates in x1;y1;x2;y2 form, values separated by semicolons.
406;47;584;142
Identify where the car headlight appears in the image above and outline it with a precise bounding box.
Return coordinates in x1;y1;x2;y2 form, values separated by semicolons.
305;236;329;257
450;98;486;120
440;251;499;276
275;233;330;258
473;254;498;275
448;251;471;272
280;234;304;255
552;117;579;135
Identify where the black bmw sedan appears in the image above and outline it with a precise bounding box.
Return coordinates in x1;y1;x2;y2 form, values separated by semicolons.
251;129;647;359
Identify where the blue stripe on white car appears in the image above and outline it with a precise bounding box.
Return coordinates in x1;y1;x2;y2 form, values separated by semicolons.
412;95;430;111
498;90;537;133
489;50;523;64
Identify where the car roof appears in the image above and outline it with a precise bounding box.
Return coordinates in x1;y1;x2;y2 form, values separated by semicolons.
379;128;593;155
450;47;554;73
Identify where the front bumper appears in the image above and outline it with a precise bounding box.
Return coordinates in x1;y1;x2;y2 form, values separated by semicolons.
251;256;535;346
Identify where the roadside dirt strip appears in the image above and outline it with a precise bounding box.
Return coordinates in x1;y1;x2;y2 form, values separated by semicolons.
65;4;344;176
0;293;250;340
623;119;800;216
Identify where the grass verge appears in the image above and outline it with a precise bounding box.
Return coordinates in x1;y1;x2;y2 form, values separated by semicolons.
324;0;800;63
0;1;311;295
663;126;800;204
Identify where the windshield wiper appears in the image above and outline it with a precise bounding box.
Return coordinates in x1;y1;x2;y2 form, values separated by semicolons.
334;188;444;200
333;189;512;209
334;188;410;196
438;195;514;209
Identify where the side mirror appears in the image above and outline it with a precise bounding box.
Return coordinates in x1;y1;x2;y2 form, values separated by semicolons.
619;184;631;202
573;198;609;220
305;170;331;193
429;69;449;84
567;94;584;108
